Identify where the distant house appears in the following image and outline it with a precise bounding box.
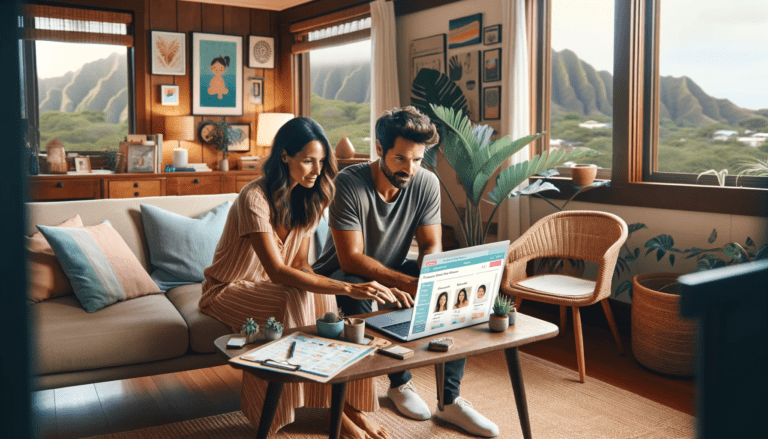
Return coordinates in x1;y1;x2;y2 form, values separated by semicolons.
752;133;768;139
713;130;738;140
579;120;608;129
736;137;765;147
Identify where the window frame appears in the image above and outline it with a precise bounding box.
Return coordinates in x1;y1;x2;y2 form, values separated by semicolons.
531;0;768;217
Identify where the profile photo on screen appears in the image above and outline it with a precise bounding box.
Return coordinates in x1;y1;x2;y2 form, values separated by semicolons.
434;291;449;313
454;288;470;309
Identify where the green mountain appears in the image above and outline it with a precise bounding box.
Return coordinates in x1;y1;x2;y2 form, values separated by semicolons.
551;48;763;127
310;61;371;104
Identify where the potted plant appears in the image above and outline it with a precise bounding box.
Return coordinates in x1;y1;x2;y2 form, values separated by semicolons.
343;317;366;344
489;295;512;332
316;309;344;339
508;301;517;325
569;163;598;186
241;317;259;343
264;316;283;341
207;118;243;171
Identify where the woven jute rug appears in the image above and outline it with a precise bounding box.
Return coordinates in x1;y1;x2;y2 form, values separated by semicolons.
90;351;694;439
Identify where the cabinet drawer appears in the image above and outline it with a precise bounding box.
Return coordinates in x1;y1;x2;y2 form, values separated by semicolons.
236;175;257;192
174;175;221;195
108;180;163;198
28;179;99;201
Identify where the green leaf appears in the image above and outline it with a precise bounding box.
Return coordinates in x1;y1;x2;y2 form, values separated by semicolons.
708;228;717;244
669;253;675;266
755;244;768;260
627;223;647;235
746;237;755;247
509;179;560;198
615;280;632;299
411;69;468;129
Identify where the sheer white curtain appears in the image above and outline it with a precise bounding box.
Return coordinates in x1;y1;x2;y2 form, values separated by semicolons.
497;0;531;241
369;0;400;159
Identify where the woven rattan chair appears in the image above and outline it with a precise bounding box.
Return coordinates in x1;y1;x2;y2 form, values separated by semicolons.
500;210;628;383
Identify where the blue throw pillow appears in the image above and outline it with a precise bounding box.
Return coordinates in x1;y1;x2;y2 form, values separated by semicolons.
140;201;232;291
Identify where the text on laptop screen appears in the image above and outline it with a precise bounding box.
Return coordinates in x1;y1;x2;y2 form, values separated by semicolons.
410;247;507;337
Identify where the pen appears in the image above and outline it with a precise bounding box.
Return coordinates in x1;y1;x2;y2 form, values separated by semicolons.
288;340;297;359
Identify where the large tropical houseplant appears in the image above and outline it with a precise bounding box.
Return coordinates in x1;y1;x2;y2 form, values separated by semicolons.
410;68;597;247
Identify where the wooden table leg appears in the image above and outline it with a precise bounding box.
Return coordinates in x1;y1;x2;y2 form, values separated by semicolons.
329;382;348;439
256;381;285;439
434;362;446;411
504;347;532;439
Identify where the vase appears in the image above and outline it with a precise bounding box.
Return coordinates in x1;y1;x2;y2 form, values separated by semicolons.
343;318;366;344
316;317;344;339
264;328;282;341
631;273;696;376
489;314;509;332
570;164;598;186
335;136;355;159
508;311;517;325
219;157;229;171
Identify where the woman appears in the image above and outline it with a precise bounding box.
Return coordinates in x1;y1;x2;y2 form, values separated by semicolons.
476;284;487;301
434;292;449;312
200;117;402;439
453;288;469;309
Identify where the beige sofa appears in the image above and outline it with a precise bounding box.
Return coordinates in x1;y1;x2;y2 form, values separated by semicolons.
26;194;240;391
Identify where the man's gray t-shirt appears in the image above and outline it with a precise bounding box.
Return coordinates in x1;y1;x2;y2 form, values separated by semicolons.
312;162;441;275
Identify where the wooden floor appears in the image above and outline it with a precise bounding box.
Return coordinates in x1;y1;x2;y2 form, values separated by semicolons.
31;304;695;439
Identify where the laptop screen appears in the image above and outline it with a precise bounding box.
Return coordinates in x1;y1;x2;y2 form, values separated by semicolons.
406;241;510;340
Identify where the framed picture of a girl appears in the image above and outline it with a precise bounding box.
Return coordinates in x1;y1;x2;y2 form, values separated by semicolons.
192;32;243;116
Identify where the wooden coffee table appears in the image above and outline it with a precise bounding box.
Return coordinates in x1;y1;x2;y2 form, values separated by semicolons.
215;312;558;439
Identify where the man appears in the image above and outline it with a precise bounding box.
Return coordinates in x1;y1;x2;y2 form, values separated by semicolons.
313;106;499;437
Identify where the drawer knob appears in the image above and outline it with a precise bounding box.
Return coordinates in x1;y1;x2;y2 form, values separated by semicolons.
193;179;200;184
134;183;139;188
56;182;63;188
134;192;139;197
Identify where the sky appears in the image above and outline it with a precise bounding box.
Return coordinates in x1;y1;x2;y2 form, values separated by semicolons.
551;0;767;110
36;41;125;80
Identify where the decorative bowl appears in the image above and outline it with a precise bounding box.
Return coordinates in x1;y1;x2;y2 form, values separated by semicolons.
316;317;344;339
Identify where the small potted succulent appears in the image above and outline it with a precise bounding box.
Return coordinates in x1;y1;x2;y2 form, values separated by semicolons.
508;301;517;325
241;317;259;343
316;309;345;339
489;295;513;332
264;316;283;341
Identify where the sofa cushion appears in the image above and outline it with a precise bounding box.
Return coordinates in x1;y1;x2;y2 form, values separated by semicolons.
140;201;232;291
31;294;189;375
26;215;82;303
37;221;161;312
165;283;231;353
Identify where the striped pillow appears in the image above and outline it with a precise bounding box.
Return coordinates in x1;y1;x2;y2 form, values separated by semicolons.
36;221;161;312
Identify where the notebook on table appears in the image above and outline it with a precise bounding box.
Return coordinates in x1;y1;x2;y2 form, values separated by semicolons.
364;241;510;342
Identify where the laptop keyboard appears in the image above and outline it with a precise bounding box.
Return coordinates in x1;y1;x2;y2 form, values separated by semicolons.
383;321;411;337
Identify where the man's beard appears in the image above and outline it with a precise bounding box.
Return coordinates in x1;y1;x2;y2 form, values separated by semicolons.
381;159;414;189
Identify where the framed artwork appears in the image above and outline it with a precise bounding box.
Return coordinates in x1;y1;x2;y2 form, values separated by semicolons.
448;50;481;122
247;77;264;105
127;143;156;173
228;124;251;152
248;35;275;69
483;48;501;82
409;34;446;85
151;31;186;75
192;32;243;116
484;25;501;45
448;13;482;49
160;85;179;106
483;86;501;120
74;157;91;173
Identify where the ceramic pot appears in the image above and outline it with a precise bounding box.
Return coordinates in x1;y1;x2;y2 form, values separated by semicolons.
219;157;229;171
570;164;597;186
344;318;366;344
317;317;344;339
243;330;259;343
264;328;282;341
508;311;517;325
335;137;355;159
489;314;509;332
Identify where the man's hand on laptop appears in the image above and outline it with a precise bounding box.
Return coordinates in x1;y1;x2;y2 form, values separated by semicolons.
390;287;414;308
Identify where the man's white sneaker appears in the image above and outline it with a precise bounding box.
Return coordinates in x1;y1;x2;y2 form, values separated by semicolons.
433;397;499;437
386;381;431;420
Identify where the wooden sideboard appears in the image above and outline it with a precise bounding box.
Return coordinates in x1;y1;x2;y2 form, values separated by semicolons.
27;170;262;201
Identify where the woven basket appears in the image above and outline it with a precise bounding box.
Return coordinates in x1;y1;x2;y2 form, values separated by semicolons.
631;273;696;376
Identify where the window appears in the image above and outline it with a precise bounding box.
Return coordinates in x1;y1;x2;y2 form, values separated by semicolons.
533;0;768;216
20;4;134;154
290;5;372;156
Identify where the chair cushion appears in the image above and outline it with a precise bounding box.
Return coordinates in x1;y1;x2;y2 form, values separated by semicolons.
516;275;596;297
31;294;189;375
140;201;232;291
36;221;161;312
165;283;231;353
26;215;82;303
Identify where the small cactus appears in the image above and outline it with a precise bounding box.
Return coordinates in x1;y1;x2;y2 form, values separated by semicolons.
492;295;513;317
322;308;345;323
242;317;259;335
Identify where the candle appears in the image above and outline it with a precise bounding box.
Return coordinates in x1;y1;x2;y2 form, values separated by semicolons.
173;148;188;169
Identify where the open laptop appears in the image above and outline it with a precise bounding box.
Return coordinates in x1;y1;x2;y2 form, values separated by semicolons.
364;240;510;342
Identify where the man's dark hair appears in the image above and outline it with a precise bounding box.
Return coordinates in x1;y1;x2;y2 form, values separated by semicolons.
375;106;439;157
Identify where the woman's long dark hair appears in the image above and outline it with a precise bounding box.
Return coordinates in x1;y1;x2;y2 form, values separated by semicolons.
260;117;337;230
454;288;468;307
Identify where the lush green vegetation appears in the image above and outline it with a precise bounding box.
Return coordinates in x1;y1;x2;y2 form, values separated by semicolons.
39;110;128;152
550;113;768;174
310;93;371;155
